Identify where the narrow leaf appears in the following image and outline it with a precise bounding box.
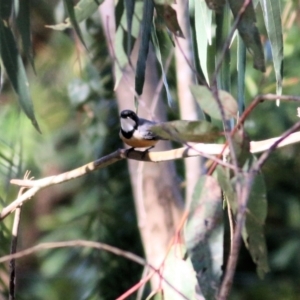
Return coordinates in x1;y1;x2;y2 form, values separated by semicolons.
194;0;212;84
259;0;283;103
191;85;238;120
150;120;221;143
0;0;13;20
204;0;225;12
242;171;270;278
184;175;223;299
151;27;173;106
124;0;135;56
0;21;40;132
16;0;35;70
228;0;265;72
63;0;87;48
135;0;154;95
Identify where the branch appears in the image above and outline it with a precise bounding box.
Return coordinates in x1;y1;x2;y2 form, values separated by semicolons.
2;131;300;221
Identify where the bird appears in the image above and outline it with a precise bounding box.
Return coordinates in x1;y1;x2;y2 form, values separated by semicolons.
119;110;164;150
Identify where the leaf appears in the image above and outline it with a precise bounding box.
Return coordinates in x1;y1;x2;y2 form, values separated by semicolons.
150;120;220;143
190;85;238;120
259;0;283;102
135;0;154;95
155;5;184;38
16;0;35;70
184;175;223;299
0;0;13;20
0;21;40;132
242;171;270;278
47;0;104;31
124;0;135;56
151;27;173;106
228;0;265;72
63;0;87;48
162;244;199;300
114;2;142;89
194;0;212;85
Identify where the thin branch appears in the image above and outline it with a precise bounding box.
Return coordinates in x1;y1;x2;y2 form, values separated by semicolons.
3;130;300;221
0;240;146;266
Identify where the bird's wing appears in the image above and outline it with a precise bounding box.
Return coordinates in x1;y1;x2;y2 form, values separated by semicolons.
137;118;163;140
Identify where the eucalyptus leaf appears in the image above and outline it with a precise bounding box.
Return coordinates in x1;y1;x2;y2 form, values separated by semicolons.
162;244;199;300
259;0;283;102
191;85;238;120
0;21;40;132
241;171;270;278
150;120;220;143
184;175;223;299
135;0;154;95
228;0;265;72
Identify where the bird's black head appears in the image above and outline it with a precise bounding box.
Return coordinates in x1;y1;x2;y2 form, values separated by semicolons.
120;110;139;133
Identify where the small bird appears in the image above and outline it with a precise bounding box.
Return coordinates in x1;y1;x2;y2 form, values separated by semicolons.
119;110;164;149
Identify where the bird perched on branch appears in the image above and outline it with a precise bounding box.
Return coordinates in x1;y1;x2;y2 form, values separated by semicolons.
119;110;164;150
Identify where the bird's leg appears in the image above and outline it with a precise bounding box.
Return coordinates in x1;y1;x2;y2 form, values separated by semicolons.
125;147;135;158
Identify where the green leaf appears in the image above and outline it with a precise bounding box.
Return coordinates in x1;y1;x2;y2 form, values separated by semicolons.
16;0;35;70
228;0;265;72
237;35;246;114
194;0;212;84
150;120;220;143
184;175;223;299
47;0;104;31
259;0;283;101
242;172;270;278
114;1;142;89
135;0;154;95
0;0;13;20
191;85;238;120
124;0;135;56
63;0;87;48
0;21;40;132
162;244;199;300
151;27;173;106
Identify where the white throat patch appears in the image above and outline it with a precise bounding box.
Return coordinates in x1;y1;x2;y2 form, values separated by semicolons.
121;117;136;132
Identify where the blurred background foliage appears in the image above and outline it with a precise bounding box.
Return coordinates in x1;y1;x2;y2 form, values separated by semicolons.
0;0;300;299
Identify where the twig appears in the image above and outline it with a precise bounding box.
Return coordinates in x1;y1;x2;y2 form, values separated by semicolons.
9;172;31;300
3;130;300;221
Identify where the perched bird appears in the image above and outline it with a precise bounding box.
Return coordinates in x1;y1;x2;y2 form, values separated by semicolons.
119;110;164;149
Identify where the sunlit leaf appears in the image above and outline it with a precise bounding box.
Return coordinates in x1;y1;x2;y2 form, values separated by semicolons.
135;0;154;95
0;21;40;132
184;175;223;299
150;120;221;143
194;0;212;84
162;244;199;300
228;0;265;72
191;85;238;120
259;0;283;103
241;171;270;278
